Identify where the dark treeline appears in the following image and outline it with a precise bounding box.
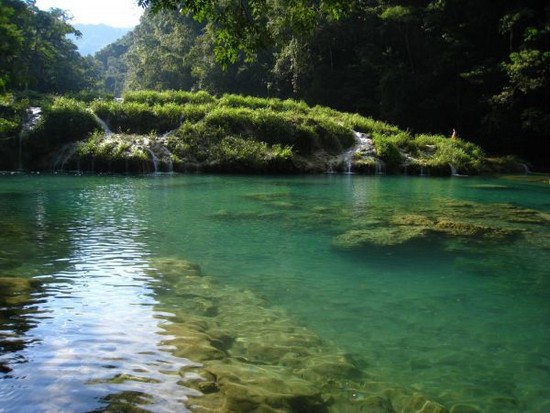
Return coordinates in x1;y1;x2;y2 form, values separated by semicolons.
1;0;549;169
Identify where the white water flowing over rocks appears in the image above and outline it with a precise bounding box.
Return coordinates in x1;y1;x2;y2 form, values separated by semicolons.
339;131;384;174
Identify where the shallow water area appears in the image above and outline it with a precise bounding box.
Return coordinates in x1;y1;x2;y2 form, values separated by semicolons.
0;173;549;412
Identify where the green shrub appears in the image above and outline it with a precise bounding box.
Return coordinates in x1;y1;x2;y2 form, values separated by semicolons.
412;134;484;171
0;118;19;138
210;136;293;171
373;136;403;168
181;103;213;122
29;97;98;144
123;90;216;105
213;136;269;167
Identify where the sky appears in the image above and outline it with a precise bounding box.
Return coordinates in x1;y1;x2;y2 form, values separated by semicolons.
35;0;144;28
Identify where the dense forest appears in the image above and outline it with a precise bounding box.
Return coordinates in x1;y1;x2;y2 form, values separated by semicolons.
1;0;549;170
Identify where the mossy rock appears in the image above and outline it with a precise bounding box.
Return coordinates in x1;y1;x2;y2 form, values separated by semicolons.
433;219;519;241
333;226;428;248
150;257;204;279
203;359;327;413
297;353;364;382
394;394;449;413
390;214;433;227
0;276;41;306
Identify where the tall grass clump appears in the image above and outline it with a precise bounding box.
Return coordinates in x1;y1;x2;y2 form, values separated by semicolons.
219;94;309;114
210;136;292;171
123;90;216;105
91;100;155;133
91;99;188;133
372;135;403;169
414;134;484;172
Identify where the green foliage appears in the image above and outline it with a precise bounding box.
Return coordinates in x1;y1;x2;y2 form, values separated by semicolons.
413;134;485;171
213;136;270;168
1;1;95;93
91;99;186;133
0;93;23;139
29;97;99;144
138;0;351;66
76;131;148;162
123;90;216;105
372;136;403;169
0;118;18;138
8;89;492;174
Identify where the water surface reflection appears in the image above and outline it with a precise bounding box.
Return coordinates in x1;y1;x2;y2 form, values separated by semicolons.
0;177;196;412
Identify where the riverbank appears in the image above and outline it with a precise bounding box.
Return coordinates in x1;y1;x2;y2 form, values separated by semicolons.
1;91;529;175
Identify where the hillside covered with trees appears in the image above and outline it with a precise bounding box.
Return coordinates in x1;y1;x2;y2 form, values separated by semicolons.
1;0;549;170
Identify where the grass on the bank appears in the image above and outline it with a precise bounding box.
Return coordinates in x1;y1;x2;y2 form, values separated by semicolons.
15;90;488;173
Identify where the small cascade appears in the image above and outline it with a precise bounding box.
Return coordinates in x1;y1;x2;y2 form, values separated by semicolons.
449;164;458;176
375;159;385;175
52;143;78;172
17;133;23;171
341;131;378;174
18;107;42;170
142;135;175;173
145;147;159;173
343;150;354;174
522;163;530;174
420;165;428;177
92;114;112;136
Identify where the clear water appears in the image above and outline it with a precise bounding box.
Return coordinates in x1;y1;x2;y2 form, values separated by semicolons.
0;173;549;412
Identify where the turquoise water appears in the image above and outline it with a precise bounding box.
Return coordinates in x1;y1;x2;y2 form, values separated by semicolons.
0;173;549;412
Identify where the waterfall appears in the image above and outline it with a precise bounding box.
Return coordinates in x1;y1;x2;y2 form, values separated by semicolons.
449;164;458;176
145;148;159;173
344;152;353;174
341;131;377;174
522;164;530;174
17;133;23;171
375;159;385;175
52;143;78;172
18;107;42;170
92;114;112;136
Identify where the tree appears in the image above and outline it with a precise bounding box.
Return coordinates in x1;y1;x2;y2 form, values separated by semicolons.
137;0;351;66
1;0;93;93
0;0;24;91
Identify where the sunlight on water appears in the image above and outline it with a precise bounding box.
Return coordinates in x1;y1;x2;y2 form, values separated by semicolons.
1;174;549;412
0;177;196;412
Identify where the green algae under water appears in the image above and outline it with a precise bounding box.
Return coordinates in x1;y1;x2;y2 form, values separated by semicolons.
0;173;549;412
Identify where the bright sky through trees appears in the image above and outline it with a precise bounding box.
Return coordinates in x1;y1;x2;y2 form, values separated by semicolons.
35;0;144;27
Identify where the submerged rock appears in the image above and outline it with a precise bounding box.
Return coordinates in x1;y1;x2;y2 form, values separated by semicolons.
151;256;448;413
332;226;427;248
0;276;41;306
204;359;327;413
433;219;519;241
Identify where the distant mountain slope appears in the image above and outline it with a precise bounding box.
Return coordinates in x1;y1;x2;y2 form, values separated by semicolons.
71;24;131;56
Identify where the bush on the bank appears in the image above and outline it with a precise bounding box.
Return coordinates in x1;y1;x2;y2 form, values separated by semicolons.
91;100;186;133
414;134;484;171
372;136;403;169
0;93;26;139
28;97;98;146
210;136;290;170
